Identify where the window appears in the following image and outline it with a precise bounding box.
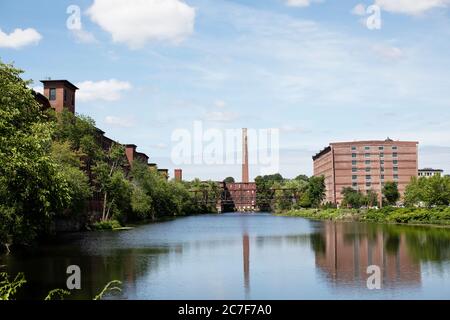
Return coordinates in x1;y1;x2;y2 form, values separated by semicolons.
381;167;385;172
352;168;357;172
366;175;371;180
49;88;56;101
365;160;371;165
365;146;370;150
365;168;371;172
352;153;356;158
394;174;399;180
352;175;357;180
392;146;398;150
393;167;399;172
379;146;384;150
393;160;398;165
380;160;385;165
393;152;398;158
366;182;372;187
365;153;370;158
351;146;356;151
352;160;357;165
381;175;385;180
380;153;384;158
352;182;358;188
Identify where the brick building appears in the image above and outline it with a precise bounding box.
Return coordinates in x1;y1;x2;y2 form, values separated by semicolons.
313;139;418;205
35;79;170;212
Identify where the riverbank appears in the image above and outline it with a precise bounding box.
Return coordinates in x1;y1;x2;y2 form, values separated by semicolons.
279;207;450;226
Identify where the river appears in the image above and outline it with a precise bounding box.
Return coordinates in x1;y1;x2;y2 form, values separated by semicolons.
2;213;450;300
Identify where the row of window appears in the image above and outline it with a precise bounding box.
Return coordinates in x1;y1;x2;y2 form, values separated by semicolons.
352;174;399;180
352;179;398;188
352;167;399;172
352;152;398;158
352;160;398;165
352;146;398;151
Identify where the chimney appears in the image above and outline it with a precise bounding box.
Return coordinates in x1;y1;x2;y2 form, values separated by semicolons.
174;169;183;182
125;144;137;166
242;128;249;183
40;80;78;114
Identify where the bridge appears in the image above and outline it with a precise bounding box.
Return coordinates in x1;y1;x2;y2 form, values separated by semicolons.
190;182;302;212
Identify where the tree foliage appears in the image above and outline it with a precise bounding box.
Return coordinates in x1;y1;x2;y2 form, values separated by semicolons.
383;181;400;205
0;62;71;247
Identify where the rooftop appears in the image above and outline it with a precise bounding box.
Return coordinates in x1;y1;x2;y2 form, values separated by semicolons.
40;79;79;90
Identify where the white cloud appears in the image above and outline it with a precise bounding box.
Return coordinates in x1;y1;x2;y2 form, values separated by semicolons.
285;0;322;7
76;79;132;102
371;44;404;61
375;0;450;15
105;116;135;127
32;86;43;94
87;0;196;49
0;28;42;49
204;111;239;122
351;3;366;16
71;29;97;44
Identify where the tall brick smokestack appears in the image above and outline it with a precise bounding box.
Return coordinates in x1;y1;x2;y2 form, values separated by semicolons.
242;128;249;183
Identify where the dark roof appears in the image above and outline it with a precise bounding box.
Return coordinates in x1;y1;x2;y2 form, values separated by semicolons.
32;91;51;109
40;80;79;90
312;146;331;161
419;168;443;172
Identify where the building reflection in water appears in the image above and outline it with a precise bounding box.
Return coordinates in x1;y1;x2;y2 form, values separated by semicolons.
243;233;250;296
312;222;422;289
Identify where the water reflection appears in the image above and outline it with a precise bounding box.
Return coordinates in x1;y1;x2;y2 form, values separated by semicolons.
310;222;450;290
243;234;250;296
2;214;450;299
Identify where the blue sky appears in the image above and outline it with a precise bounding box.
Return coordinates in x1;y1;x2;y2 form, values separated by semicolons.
1;0;450;181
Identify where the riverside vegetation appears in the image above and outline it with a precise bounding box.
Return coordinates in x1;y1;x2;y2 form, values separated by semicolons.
279;175;450;227
0;61;220;253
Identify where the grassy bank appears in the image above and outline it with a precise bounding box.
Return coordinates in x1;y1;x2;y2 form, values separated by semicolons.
280;207;450;226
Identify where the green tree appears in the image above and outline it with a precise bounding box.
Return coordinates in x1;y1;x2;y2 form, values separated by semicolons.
308;176;326;208
341;187;364;208
223;177;235;183
364;189;379;208
50;141;92;215
383;181;400;205
92;143;130;221
404;177;426;206
0;61;71;248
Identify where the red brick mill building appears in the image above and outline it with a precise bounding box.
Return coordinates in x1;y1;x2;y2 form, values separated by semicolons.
313;139;419;206
34;79;169;216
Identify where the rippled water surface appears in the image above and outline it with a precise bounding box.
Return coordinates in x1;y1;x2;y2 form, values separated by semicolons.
2;213;450;300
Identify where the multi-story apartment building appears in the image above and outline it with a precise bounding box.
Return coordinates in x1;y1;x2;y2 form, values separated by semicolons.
313;139;418;205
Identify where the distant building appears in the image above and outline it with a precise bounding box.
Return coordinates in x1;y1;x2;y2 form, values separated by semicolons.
174;169;183;182
158;169;169;180
222;182;256;211
418;168;443;178
35;78;173;213
313;139;419;205
41;80;78;114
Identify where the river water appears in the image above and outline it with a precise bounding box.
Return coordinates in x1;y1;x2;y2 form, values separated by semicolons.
2;213;450;300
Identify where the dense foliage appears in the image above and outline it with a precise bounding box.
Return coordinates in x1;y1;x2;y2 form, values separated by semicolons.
0;61;220;249
283;206;450;226
405;175;450;207
255;174;325;212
